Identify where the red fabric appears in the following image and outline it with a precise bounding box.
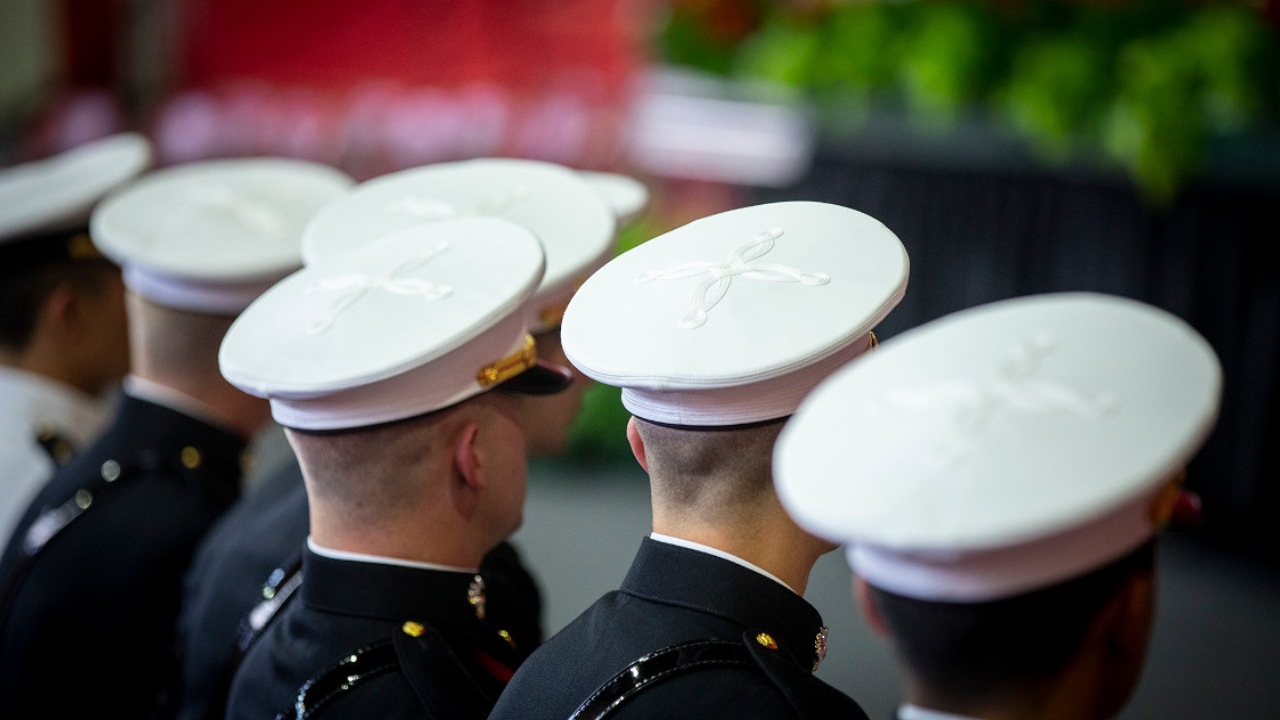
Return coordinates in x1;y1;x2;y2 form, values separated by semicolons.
180;0;645;93
472;649;515;684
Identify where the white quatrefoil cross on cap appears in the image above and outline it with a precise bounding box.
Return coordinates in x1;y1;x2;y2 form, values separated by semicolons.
384;186;531;221
160;183;291;244
636;228;831;329
865;333;1120;469
305;242;453;335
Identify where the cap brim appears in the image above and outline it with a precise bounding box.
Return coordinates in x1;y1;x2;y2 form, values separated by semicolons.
498;360;573;396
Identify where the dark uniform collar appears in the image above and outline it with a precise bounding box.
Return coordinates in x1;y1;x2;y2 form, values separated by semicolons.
300;547;488;629
620;537;827;669
107;395;248;491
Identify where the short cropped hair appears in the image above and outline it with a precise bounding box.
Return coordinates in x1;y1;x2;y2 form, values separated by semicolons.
0;256;116;351
867;540;1156;705
633;417;785;516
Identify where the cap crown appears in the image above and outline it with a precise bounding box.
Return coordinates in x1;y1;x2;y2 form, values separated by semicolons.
220;218;545;429
563;201;908;390
92;158;353;283
776;292;1223;553
0;133;151;241
302;158;614;290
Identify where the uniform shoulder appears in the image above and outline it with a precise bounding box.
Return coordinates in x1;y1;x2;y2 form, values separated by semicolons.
271;621;495;720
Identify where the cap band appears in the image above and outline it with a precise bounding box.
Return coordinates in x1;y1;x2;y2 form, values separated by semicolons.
850;482;1165;603
268;312;529;431
621;331;877;426
123;266;281;315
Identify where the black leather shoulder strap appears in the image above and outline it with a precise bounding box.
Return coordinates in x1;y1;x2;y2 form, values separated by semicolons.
237;553;305;655
392;621;493;720
743;630;871;720
275;641;400;720
274;620;497;720
569;639;753;720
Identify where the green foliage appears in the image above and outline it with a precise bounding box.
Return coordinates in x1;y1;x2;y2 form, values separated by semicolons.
1001;33;1109;159
564;383;632;463
898;2;1003;123
656;0;1280;202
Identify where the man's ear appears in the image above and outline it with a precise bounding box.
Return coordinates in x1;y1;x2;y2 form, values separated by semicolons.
854;575;891;637
453;422;484;490
626;416;648;472
41;281;81;337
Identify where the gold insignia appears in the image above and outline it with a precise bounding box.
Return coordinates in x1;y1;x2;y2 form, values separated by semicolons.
539;301;569;328
468;575;487;619
813;626;829;672
181;446;203;469
67;233;104;260
402;621;425;637
755;632;777;650
1149;469;1187;527
477;335;537;387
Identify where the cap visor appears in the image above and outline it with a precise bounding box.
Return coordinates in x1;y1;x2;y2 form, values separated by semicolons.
498;360;573;396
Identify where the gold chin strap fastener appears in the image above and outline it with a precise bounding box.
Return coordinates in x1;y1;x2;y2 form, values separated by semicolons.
477;334;537;387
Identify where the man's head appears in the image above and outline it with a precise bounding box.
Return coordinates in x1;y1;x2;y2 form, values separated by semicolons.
89;157;353;435
287;390;529;555
0;134;150;394
299;158;621;459
562;199;907;481
775;292;1223;719
221;216;569;562
0;251;129;394
860;540;1157;719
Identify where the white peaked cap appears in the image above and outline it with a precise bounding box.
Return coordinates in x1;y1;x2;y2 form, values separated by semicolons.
581;171;650;227
91;158;354;314
561;201;909;426
219;217;570;431
0;133;151;242
301;158;616;334
774;292;1223;602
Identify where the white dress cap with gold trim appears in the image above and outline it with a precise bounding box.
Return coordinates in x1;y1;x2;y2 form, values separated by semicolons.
301;158;615;334
774;292;1223;603
220;217;566;431
0;133;151;242
561;201;909;427
581;171;650;227
91;158;353;314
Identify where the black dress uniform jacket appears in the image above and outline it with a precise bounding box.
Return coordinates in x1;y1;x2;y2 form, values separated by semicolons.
175;461;545;720
0;395;246;719
490;537;871;720
226;548;524;720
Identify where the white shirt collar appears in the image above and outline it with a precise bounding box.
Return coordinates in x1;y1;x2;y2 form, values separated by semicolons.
0;366;112;445
649;532;797;594
306;537;479;574
898;704;982;720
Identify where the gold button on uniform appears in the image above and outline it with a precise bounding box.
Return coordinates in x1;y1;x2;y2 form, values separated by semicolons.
755;632;777;650
402;621;425;637
181;446;202;469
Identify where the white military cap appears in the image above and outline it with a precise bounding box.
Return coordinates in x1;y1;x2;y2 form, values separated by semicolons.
581;171;650;227
561;200;909;427
301;158;615;334
91;158;354;314
219;217;571;431
775;292;1222;603
0;133;151;245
